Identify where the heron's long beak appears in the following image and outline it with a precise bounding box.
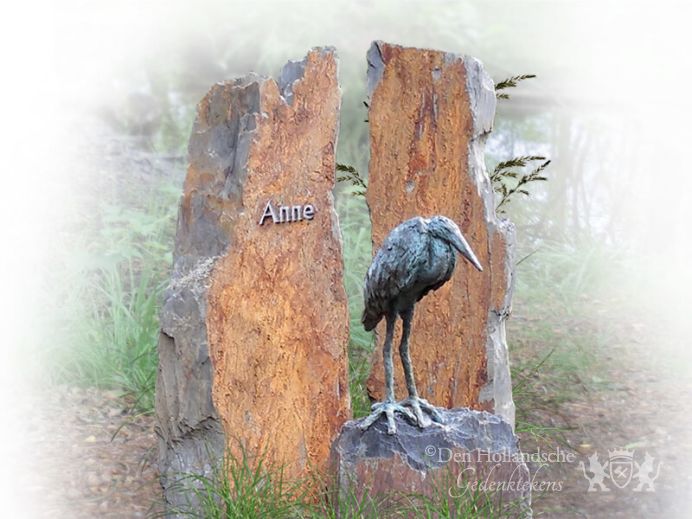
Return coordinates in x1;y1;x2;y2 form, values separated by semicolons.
450;231;483;272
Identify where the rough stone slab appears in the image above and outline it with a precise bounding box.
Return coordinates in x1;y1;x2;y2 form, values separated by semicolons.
155;48;351;510
331;408;531;517
364;41;516;425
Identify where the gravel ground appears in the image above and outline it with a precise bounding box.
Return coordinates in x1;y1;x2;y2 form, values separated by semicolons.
23;387;163;518
512;298;692;518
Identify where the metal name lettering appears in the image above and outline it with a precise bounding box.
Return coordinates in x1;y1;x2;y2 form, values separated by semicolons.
259;200;316;225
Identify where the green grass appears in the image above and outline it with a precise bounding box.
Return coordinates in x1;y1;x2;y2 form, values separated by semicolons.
514;238;624;310
48;181;179;412
166;446;308;518
508;239;625;445
335;192;375;418
52;261;163;412
401;468;528;519
165;446;526;518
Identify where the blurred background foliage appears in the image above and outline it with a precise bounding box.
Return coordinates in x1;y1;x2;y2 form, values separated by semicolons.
44;0;688;421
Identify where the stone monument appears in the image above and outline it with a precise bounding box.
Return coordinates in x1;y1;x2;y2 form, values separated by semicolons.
155;48;351;509
328;42;529;516
364;41;516;426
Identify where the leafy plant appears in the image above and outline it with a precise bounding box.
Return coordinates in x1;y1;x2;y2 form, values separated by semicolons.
336;162;367;197
492;73;552;212
491;155;551;212
495;74;536;100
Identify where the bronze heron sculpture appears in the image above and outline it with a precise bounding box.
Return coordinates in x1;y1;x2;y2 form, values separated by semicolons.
359;215;483;434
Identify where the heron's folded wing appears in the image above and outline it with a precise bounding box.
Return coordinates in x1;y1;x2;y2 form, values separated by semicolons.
363;223;429;317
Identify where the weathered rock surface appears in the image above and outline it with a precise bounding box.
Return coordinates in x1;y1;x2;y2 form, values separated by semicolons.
364;41;516;425
155;48;351;510
331;408;531;517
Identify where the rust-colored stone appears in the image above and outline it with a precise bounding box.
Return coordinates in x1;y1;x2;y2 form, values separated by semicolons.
156;48;351;508
364;42;515;424
205;49;351;481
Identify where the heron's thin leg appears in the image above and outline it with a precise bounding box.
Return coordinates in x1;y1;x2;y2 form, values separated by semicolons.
399;307;419;399
398;307;444;427
357;311;417;435
383;311;396;402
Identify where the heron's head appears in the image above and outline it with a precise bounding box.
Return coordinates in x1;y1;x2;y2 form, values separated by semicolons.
428;216;483;272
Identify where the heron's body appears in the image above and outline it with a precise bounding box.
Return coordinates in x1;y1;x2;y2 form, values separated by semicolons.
363;218;458;330
359;215;483;434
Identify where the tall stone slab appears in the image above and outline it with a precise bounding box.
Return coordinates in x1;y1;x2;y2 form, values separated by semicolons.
364;42;516;426
155;48;351;509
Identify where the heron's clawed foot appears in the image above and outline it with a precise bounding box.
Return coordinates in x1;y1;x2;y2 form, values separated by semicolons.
399;396;444;428
358;400;418;435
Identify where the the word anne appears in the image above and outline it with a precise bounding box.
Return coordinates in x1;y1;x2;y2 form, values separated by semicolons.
259;200;316;225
